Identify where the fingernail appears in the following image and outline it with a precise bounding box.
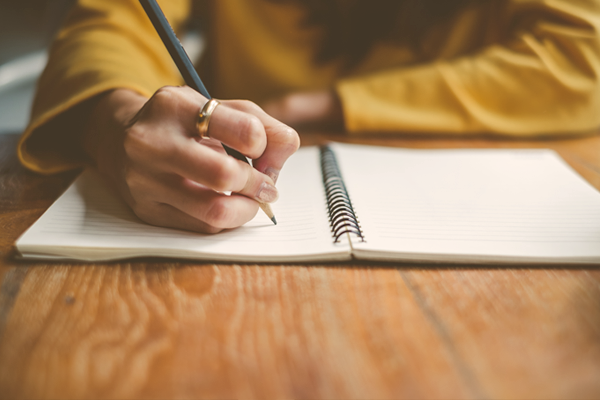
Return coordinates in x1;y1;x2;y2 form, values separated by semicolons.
264;167;280;184
256;182;279;203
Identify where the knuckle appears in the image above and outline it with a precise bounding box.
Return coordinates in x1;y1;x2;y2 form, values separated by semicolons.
210;158;239;191
123;126;145;159
204;198;234;227
284;127;301;151
238;115;265;151
124;124;179;165
131;203;155;224
154;85;178;100
274;126;301;153
150;86;185;110
238;114;262;135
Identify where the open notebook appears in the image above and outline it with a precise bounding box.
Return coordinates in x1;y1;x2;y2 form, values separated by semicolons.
15;143;600;264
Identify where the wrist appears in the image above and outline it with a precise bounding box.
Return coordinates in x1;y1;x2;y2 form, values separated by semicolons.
83;89;147;164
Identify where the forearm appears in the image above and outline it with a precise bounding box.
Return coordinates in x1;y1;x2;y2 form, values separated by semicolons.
334;0;600;136
19;0;188;174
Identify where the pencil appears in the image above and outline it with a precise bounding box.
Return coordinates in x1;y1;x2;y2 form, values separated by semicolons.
138;0;277;225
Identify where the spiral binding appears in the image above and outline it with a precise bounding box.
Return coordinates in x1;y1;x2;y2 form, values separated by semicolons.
320;146;365;243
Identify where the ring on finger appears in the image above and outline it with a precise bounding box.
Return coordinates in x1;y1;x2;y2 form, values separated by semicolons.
197;99;220;139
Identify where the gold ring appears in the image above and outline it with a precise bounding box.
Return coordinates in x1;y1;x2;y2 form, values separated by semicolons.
197;99;220;139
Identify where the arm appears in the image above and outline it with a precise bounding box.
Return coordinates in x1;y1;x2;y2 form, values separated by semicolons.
266;0;600;136
18;0;299;233
19;0;190;173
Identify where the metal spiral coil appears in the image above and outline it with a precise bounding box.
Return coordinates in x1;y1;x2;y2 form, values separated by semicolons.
320;146;365;243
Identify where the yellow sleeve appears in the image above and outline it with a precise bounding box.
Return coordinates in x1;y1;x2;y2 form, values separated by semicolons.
337;0;600;136
18;0;190;174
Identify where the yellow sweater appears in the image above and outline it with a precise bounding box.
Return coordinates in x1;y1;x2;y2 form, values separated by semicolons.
18;0;600;173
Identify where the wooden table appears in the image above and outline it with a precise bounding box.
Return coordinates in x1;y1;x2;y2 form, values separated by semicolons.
1;132;600;399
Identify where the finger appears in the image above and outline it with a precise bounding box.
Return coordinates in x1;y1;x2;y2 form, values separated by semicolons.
126;171;260;231
133;202;224;234
125;99;278;204
149;174;261;229
134;87;283;198
222;100;300;183
157;140;279;203
162;86;269;160
207;105;268;159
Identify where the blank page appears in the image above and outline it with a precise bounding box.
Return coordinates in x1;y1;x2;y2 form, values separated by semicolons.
331;143;600;264
16;147;350;262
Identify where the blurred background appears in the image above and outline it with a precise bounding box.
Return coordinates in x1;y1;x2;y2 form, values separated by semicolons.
0;0;74;134
0;0;203;136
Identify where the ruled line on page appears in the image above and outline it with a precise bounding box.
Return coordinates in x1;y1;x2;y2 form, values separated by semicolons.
331;143;600;260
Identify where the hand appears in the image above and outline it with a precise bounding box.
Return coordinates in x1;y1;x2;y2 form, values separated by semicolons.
83;86;300;233
262;90;344;130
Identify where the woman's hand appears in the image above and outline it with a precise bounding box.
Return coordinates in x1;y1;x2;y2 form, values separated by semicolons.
83;86;300;233
262;90;344;130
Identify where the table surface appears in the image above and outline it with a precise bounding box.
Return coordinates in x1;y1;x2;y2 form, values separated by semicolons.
1;132;600;399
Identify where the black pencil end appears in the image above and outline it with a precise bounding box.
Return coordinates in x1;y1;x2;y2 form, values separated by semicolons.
271;215;277;225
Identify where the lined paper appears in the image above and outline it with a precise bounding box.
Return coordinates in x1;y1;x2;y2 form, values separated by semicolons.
16;143;600;264
17;147;351;262
332;143;600;263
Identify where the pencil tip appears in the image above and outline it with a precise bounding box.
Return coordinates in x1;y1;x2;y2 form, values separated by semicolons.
259;202;276;225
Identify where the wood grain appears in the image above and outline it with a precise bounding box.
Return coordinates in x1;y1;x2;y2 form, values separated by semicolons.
403;269;600;399
0;132;599;399
0;264;473;399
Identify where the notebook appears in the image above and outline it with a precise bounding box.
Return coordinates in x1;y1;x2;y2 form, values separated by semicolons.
15;143;600;264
